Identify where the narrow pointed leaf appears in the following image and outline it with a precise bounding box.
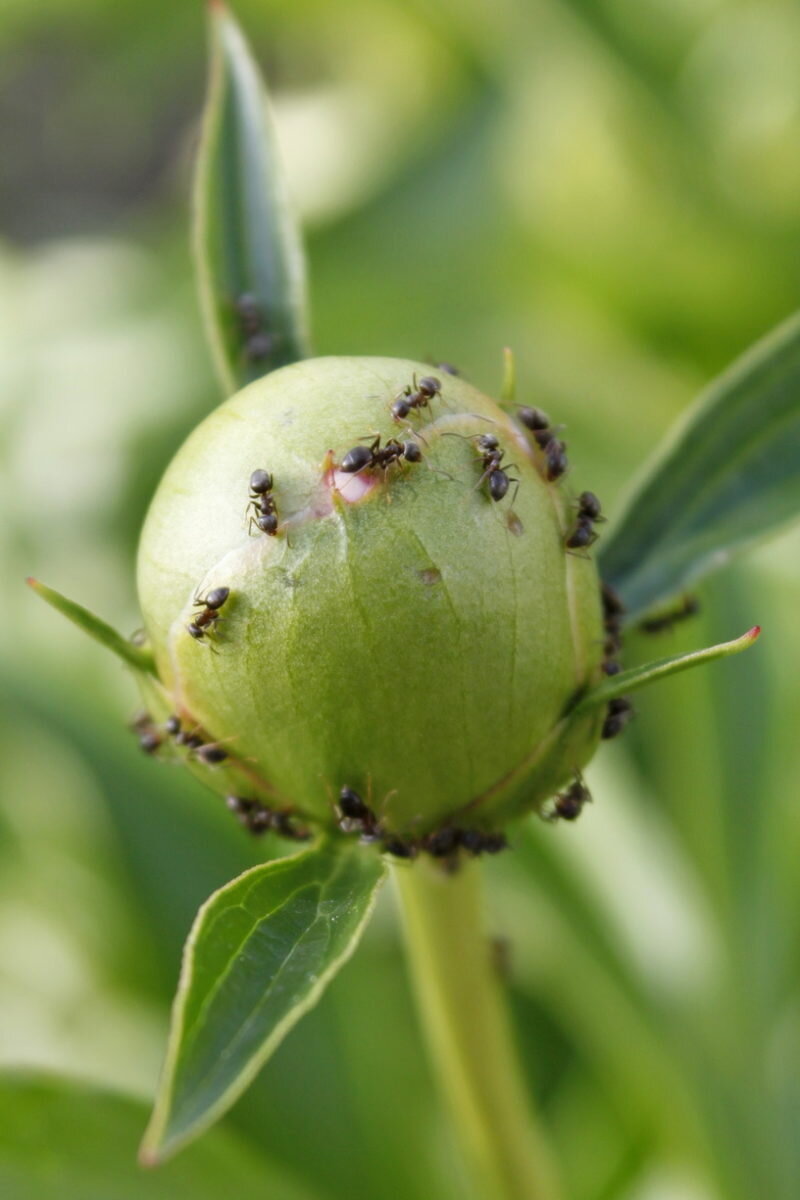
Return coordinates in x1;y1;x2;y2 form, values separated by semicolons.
600;312;800;620
194;1;309;395
141;840;386;1165
574;625;761;714
26;578;156;676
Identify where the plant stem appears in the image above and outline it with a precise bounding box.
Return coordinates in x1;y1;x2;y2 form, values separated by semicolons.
393;857;562;1200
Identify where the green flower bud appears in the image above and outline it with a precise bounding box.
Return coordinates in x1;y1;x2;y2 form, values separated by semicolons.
137;357;605;837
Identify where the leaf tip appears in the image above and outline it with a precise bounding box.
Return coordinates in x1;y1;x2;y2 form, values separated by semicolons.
138;1145;159;1170
747;624;762;640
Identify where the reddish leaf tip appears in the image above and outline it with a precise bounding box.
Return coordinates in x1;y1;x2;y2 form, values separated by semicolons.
138;1145;160;1170
747;625;762;640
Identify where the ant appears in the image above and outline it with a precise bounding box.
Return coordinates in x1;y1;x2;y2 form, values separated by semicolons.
390;375;442;421
543;438;569;481
176;730;204;749
340;435;422;476
639;596;700;634
458;829;508;855
226;796;311;840
337;786;381;839
516;405;569;479
421;826;507;857
602;696;634;739
517;406;551;434
552;775;591;821
336;786;416;856
474;433;518;502
131;713;161;755
233;294;272;364
565;491;605;552
193;742;229;765
599;580;625;669
247;468;279;536
187;585;229;641
382;836;417;859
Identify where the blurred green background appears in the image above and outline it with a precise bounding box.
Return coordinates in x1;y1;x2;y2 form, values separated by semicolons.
2;1;800;1198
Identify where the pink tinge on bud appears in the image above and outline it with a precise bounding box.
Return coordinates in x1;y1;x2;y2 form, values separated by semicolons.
321;450;381;505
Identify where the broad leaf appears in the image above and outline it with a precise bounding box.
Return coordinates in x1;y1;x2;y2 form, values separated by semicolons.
0;1071;317;1200
194;1;309;395
27;578;156;676
599;312;800;620
141;839;385;1164
573;625;761;714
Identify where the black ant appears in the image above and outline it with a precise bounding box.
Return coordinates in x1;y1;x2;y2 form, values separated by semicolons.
599;580;626;670
516;406;569;480
544;438;569;481
176;730;204;749
473;433;518;502
340;435;422;476
187;585;230;641
247;468;279;536
234;294;272;364
390;375;442;421
602;696;634;739
552;776;591;821
193;742;229;765
565;491;605;552
131;713;161;755
458;829;508;855
420;826;507;857
517;406;551;434
226;795;311;840
639;596;700;634
337;786;381;839
382;836;417;859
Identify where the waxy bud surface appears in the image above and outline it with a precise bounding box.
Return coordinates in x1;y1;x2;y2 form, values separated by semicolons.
137;357;605;835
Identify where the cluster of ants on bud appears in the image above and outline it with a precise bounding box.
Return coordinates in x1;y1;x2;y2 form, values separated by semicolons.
160;361;709;847
225;795;311;841
132;711;229;766
337;787;507;861
516;405;569;482
599;582;634;737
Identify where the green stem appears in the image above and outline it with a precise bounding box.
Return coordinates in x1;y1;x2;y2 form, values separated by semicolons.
393;857;562;1200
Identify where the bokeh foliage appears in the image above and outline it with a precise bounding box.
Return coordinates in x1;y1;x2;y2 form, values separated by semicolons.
2;2;800;1198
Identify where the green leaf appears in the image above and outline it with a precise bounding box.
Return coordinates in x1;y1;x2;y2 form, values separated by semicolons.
573;625;761;714
26;578;156;676
0;1071;318;1200
141;839;386;1164
194;1;309;395
599;312;800;620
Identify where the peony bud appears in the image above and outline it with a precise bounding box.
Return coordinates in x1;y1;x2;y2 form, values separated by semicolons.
136;356;605;838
